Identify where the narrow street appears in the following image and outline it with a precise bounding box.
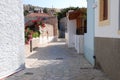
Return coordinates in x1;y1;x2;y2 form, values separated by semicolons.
6;40;110;80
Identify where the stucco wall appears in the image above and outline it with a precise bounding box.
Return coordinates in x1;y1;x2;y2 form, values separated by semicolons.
40;24;54;45
0;0;25;79
84;0;95;65
46;17;58;40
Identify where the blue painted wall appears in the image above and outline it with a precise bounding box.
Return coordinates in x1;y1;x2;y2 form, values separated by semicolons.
84;0;95;65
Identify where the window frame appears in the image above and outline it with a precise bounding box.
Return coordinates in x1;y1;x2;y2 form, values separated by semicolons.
99;0;110;26
118;0;120;34
118;0;120;31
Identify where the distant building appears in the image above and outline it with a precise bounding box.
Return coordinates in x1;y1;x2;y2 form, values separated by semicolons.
24;4;30;11
59;17;67;38
23;4;61;16
34;7;44;13
66;10;86;54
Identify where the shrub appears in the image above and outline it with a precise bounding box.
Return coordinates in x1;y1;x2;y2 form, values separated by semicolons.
25;18;45;44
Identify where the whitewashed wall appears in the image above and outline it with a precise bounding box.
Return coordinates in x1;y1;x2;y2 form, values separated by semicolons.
67;20;76;48
65;32;68;45
66;18;84;54
94;1;120;80
0;0;25;79
95;0;120;38
84;0;95;65
75;35;84;54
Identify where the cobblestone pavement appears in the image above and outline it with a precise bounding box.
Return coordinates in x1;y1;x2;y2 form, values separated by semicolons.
5;40;110;80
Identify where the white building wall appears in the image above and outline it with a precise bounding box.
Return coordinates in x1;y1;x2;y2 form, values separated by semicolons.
94;1;120;79
95;0;120;38
0;0;25;79
65;32;68;45
84;0;95;65
67;20;76;48
75;35;84;54
66;18;84;54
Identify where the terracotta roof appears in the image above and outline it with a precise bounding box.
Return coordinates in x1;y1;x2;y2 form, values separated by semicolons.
26;13;51;18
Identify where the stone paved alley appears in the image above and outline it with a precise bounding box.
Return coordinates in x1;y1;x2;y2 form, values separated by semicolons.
5;40;110;80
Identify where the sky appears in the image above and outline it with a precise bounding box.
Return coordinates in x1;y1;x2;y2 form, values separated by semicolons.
23;0;87;8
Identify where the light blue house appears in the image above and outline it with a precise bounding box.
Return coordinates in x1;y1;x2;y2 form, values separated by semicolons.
85;0;120;80
84;0;95;65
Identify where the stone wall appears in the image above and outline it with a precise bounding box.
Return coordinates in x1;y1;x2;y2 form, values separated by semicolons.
0;0;25;79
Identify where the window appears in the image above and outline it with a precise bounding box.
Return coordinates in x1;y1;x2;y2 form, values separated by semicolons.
76;18;82;35
99;0;110;26
76;18;87;35
100;0;108;21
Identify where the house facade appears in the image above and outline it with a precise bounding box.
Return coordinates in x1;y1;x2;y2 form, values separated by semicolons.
25;13;58;42
84;0;95;65
39;24;54;45
0;0;25;79
94;0;120;80
66;10;86;54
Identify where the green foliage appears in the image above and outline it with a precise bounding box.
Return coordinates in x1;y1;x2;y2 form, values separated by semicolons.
56;7;87;30
29;6;35;11
25;19;45;44
57;7;80;20
56;7;87;20
43;8;48;13
24;10;29;16
32;31;40;38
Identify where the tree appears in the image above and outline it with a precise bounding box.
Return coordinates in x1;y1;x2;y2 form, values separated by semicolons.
56;7;80;20
24;10;29;16
43;8;48;13
29;6;34;11
56;7;87;31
